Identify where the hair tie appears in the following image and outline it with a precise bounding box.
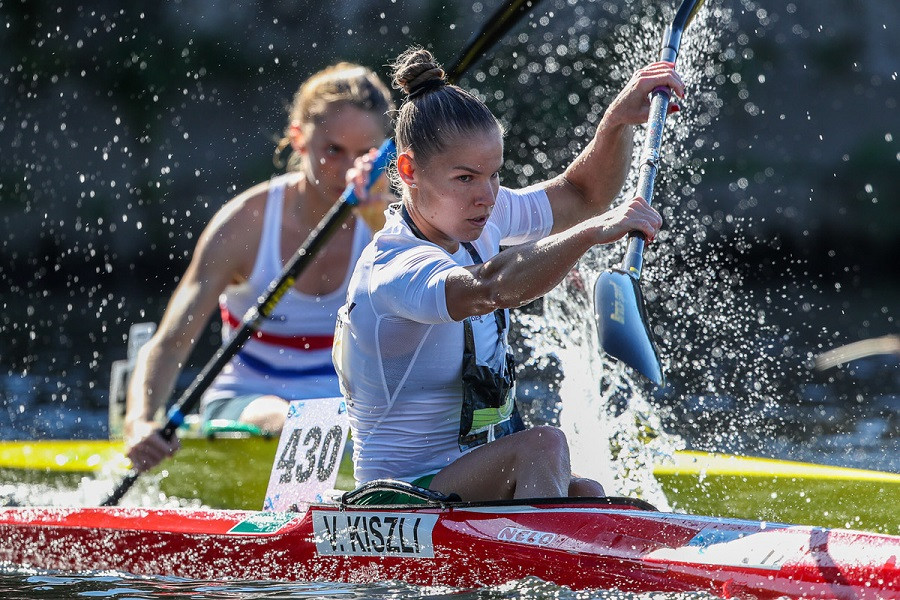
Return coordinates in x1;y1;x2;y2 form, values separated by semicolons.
408;78;446;100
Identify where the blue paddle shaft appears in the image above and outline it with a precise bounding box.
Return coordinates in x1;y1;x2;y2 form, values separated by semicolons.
341;138;397;207
594;0;705;387
623;87;671;278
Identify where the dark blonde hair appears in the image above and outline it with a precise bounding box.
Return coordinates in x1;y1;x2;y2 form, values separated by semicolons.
391;47;502;168
275;62;394;171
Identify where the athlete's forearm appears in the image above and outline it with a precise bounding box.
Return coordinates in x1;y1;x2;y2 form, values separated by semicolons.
447;223;597;321
486;224;597;307
448;196;660;321
125;341;182;426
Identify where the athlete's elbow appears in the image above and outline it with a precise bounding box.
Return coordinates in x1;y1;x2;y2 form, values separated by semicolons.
485;281;535;312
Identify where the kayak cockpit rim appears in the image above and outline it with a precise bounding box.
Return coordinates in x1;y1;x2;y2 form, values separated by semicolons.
338;478;659;512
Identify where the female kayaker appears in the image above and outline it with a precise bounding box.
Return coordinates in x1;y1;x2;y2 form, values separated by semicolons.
125;63;395;472
335;47;680;502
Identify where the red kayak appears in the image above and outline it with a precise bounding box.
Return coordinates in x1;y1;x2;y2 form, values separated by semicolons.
1;487;897;599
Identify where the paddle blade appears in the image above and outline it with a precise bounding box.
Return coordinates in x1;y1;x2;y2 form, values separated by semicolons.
593;269;664;386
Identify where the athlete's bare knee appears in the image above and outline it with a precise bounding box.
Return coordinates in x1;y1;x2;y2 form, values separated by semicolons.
517;426;570;476
525;426;569;454
569;477;605;498
240;396;288;433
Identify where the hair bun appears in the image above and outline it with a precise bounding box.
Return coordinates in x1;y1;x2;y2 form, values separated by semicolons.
391;47;446;98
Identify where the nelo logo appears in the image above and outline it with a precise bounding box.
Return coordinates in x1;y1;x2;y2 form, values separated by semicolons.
497;526;557;547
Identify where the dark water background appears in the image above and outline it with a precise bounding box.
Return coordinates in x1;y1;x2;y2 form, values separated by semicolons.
1;0;898;597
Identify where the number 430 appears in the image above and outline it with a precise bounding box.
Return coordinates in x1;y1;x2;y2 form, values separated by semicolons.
276;425;343;484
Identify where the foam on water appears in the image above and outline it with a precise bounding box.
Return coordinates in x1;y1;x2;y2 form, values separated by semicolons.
1;461;200;509
0;569;721;599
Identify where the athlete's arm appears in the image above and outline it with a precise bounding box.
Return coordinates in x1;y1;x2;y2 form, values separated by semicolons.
540;62;684;234
123;193;261;470
444;196;661;321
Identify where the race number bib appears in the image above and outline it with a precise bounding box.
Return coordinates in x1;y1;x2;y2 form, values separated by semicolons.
263;397;349;512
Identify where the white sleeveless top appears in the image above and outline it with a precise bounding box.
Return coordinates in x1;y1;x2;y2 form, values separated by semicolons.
202;173;373;407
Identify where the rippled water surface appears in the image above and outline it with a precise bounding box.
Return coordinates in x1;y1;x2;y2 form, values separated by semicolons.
0;572;723;600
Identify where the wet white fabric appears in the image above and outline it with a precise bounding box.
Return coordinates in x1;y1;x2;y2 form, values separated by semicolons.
336;185;552;484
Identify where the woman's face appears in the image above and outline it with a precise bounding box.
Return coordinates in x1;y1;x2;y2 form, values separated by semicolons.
295;103;385;202
405;127;503;253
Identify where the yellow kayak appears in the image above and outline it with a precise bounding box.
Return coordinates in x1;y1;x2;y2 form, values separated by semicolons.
659;449;900;483
2;437;897;535
0;440;129;472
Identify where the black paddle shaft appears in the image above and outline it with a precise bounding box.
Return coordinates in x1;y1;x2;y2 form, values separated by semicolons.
622;0;705;280
100;198;353;507
101;0;547;507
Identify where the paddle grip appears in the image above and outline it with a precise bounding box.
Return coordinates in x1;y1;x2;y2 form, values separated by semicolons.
340;138;397;207
623;87;671;278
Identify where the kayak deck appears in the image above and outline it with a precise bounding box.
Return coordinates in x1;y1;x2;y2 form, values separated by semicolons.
0;498;897;598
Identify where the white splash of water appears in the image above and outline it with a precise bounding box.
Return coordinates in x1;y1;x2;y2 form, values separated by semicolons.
516;1;752;508
1;463;202;509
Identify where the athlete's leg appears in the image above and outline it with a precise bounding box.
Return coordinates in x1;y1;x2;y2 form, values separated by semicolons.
239;395;290;433
569;476;605;497
429;426;571;501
